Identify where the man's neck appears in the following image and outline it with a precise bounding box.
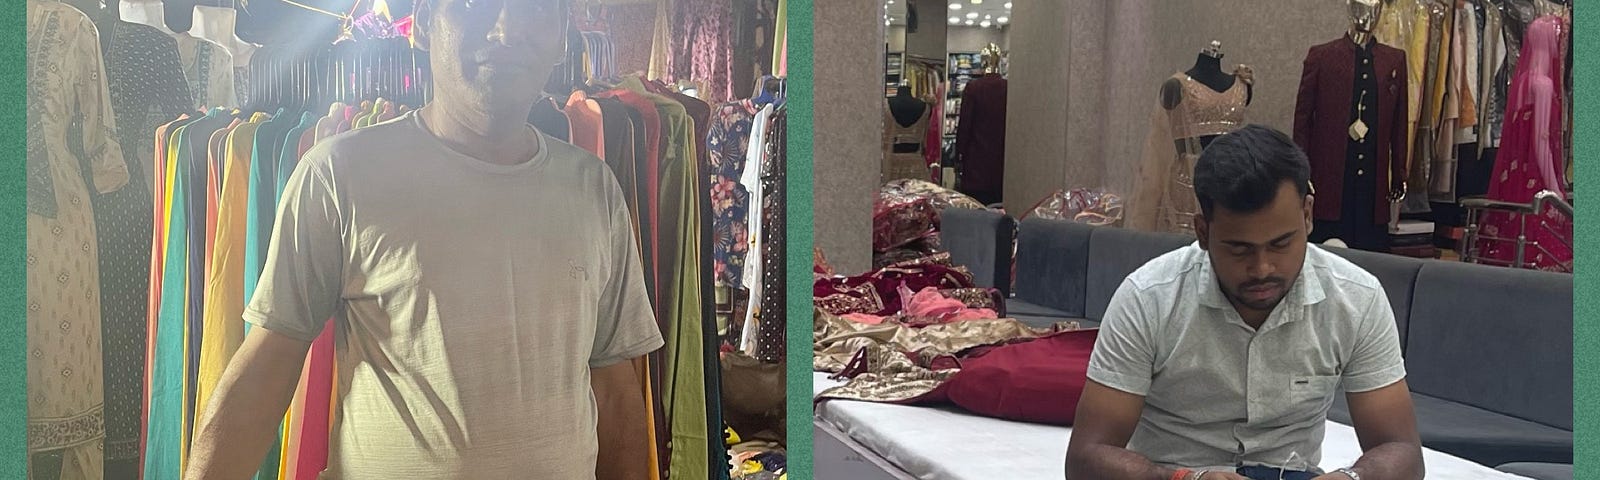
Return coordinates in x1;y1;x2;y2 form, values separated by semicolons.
418;102;539;166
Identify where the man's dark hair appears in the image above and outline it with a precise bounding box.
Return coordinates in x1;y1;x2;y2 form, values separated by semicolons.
1192;124;1312;218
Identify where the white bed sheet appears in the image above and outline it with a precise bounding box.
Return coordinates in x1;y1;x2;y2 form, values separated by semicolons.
813;372;1529;480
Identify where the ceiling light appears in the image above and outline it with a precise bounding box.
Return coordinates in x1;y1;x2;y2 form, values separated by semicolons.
887;0;894;3
964;19;974;25
971;0;983;4
998;16;1009;23
1005;1;1012;8
949;3;961;10
980;20;992;27
966;12;978;18
949;16;960;24
985;14;992;19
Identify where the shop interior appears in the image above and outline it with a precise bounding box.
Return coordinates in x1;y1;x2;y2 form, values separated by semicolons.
25;0;789;479
812;1;1574;479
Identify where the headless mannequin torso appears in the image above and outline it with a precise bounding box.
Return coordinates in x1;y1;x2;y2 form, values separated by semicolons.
120;0;174;34
1162;50;1252;148
888;86;928;128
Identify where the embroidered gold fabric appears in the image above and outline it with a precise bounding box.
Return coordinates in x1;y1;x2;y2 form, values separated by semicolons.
813;310;1082;403
1128;72;1248;235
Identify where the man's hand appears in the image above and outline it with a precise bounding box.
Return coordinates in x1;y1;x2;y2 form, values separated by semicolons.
1198;471;1251;480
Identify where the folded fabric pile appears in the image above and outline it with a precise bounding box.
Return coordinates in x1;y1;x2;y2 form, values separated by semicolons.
813;309;1097;426
814;253;998;317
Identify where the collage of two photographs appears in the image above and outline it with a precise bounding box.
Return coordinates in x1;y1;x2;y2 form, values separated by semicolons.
22;0;1575;479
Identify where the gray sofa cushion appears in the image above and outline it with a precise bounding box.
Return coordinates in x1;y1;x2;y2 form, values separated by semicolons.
1005;298;1073;319
1496;463;1573;480
1084;227;1194;321
1013;217;1095;317
1329;392;1572;466
1405;262;1572;431
1323;247;1424;350
940;207;1016;296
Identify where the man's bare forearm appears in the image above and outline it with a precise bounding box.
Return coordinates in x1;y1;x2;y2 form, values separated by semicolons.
594;359;651;480
185;332;310;480
1341;442;1423;480
1066;443;1176;480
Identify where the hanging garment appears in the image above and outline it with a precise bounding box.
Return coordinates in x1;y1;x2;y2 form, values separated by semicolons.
98;18;193;465
146;112;207;480
707;101;761;287
1293;35;1409;236
754;109;786;364
668;0;735;103
173;33;238;110
881;103;932;183
1476;15;1570;272
192;114;267;447
955;73;1007;205
738;105;774;355
1129;72;1248;235
26;3;130;478
622;76;711;480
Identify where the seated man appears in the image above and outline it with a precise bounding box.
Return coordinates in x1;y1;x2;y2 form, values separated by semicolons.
1065;126;1423;480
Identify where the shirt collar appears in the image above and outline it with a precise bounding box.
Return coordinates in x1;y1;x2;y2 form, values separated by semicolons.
1194;243;1328;322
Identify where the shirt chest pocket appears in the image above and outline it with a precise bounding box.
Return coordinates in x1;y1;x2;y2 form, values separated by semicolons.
1258;374;1340;426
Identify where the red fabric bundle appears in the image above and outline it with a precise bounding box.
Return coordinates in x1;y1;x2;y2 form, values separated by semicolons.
872;196;938;252
943;329;1098;426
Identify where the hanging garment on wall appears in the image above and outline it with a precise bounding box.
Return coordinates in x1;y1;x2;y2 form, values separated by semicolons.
173;33;238;110
26;4;130;478
1293;36;1409;252
1129;72;1248;235
98;18;194;465
668;0;736;103
1476;15;1570;272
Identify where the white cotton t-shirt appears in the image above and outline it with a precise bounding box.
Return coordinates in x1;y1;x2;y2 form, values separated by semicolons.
244;111;664;479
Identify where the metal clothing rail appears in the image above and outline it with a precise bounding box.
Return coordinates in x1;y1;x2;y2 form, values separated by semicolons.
1459;190;1573;273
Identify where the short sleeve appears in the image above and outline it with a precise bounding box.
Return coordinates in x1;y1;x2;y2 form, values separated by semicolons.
1086;279;1158;396
242;153;344;342
1341;291;1407;393
590;178;665;368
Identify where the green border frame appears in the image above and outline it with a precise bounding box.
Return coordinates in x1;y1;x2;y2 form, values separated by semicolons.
785;0;815;479
1574;1;1595;478
6;0;26;477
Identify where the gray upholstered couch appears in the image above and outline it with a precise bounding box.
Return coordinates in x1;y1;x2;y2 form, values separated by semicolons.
939;213;1573;475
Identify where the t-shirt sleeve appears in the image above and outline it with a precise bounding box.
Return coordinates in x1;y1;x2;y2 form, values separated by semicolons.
1342;290;1407;393
590;179;665;368
242;152;344;343
1086;279;1157;396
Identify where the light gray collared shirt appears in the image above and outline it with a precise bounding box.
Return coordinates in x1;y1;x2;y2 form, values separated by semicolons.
1086;243;1406;472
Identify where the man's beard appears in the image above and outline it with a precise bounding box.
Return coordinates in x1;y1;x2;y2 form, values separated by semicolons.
1227;277;1289;312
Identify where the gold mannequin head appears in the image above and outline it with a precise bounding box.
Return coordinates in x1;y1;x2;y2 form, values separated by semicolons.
1349;0;1383;45
981;43;1003;74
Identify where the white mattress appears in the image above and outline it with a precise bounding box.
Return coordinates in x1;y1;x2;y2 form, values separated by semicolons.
813;373;1530;480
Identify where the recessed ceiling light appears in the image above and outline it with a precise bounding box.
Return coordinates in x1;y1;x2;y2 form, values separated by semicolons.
980;20;992;27
985;14;992;19
998;16;1009;23
971;0;983;4
1005;1;1012;8
964;19;974;25
949;3;961;10
887;0;894;3
948;16;960;24
966;12;978;18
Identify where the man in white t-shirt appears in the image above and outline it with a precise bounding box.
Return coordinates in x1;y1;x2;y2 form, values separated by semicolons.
185;1;664;478
1066;126;1423;480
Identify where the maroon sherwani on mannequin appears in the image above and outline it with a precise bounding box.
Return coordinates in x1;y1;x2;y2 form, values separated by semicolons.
1293;35;1410;230
956;73;1008;205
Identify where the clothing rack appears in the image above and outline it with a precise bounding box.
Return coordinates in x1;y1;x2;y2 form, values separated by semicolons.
245;36;428;114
